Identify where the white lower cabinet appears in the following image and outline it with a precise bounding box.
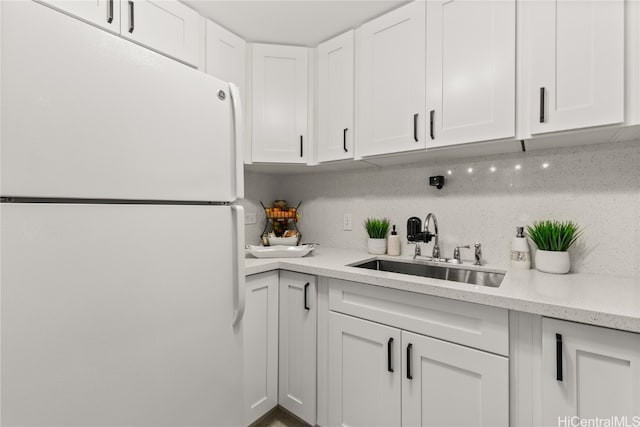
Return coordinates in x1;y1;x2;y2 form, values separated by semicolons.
541;317;640;425
244;272;279;425
402;330;509;426
278;272;317;425
328;312;508;427
328;312;402;427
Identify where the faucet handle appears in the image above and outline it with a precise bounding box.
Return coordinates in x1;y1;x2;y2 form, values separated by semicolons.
452;245;471;263
474;242;482;266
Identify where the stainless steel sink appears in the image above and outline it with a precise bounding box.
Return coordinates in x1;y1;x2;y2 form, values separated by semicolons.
350;259;505;288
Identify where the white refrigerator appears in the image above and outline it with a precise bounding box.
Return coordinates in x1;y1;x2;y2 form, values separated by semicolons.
1;2;246;425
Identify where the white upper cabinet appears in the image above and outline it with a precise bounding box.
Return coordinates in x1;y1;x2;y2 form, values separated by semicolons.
317;30;355;163
205;20;246;93
541;318;640;424
356;1;426;158
120;0;202;67
35;0;121;33
250;44;309;163
528;0;625;134
426;0;515;147
36;0;201;67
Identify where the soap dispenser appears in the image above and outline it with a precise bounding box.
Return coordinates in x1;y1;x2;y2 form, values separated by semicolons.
511;226;531;269
388;225;401;256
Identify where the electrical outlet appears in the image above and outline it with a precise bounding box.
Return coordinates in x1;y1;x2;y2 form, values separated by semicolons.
245;212;257;225
343;213;353;231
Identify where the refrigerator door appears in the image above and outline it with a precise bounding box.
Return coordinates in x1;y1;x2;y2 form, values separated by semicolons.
0;203;244;426
1;1;241;202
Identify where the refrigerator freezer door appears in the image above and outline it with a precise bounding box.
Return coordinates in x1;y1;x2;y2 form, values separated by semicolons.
0;203;244;426
1;1;237;202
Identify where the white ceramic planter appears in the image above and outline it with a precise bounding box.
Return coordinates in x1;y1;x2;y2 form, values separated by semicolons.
535;250;571;274
367;238;387;255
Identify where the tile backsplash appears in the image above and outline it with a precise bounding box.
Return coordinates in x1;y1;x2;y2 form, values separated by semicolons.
241;171;280;244
245;140;640;277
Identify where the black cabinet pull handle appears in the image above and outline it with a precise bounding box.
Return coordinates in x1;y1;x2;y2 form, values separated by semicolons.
540;87;546;123
413;114;419;142
556;333;563;381
128;1;135;33
406;343;413;380
107;0;114;23
429;110;435;140
387;338;394;372
300;135;303;157
343;128;348;152
304;282;310;310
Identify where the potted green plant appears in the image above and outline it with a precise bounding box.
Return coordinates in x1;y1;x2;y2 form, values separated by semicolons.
526;220;582;274
364;217;391;255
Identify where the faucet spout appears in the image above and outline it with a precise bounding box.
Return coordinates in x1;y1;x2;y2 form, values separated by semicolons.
424;213;440;259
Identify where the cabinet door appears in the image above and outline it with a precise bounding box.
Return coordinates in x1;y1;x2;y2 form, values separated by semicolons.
251;44;309;163
328;312;401;427
402;331;509;426
35;0;120;33
120;0;201;67
426;0;515;147
529;0;624;134
205;19;246;93
317;30;355;162
244;272;279;425
279;272;317;425
356;1;426;157
541;318;640;424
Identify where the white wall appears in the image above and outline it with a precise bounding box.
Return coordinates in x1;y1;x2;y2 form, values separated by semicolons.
241;171;280;245
271;140;640;277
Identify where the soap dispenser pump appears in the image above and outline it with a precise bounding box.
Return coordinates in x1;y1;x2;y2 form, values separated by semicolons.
511;226;531;269
388;225;401;256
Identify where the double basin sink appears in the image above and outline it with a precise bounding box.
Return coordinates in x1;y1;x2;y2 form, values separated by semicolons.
350;258;505;288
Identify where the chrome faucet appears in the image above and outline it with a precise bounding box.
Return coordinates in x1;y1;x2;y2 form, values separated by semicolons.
424;213;440;259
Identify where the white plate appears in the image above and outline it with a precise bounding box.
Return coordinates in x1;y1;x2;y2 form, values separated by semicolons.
245;244;316;258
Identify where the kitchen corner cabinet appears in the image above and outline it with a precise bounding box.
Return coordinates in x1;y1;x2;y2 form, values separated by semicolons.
205;19;246;94
527;0;625;134
278;272;317;425
316;30;355;163
541;318;640;424
35;0;121;33
425;0;515;147
120;0;202;67
356;1;426;158
250;44;309;163
244;272;279;425
35;0;201;67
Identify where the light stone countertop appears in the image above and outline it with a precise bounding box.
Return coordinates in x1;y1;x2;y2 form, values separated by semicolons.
245;246;640;333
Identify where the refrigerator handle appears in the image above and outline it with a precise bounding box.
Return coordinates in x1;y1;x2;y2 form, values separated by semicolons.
231;205;246;326
229;83;244;201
